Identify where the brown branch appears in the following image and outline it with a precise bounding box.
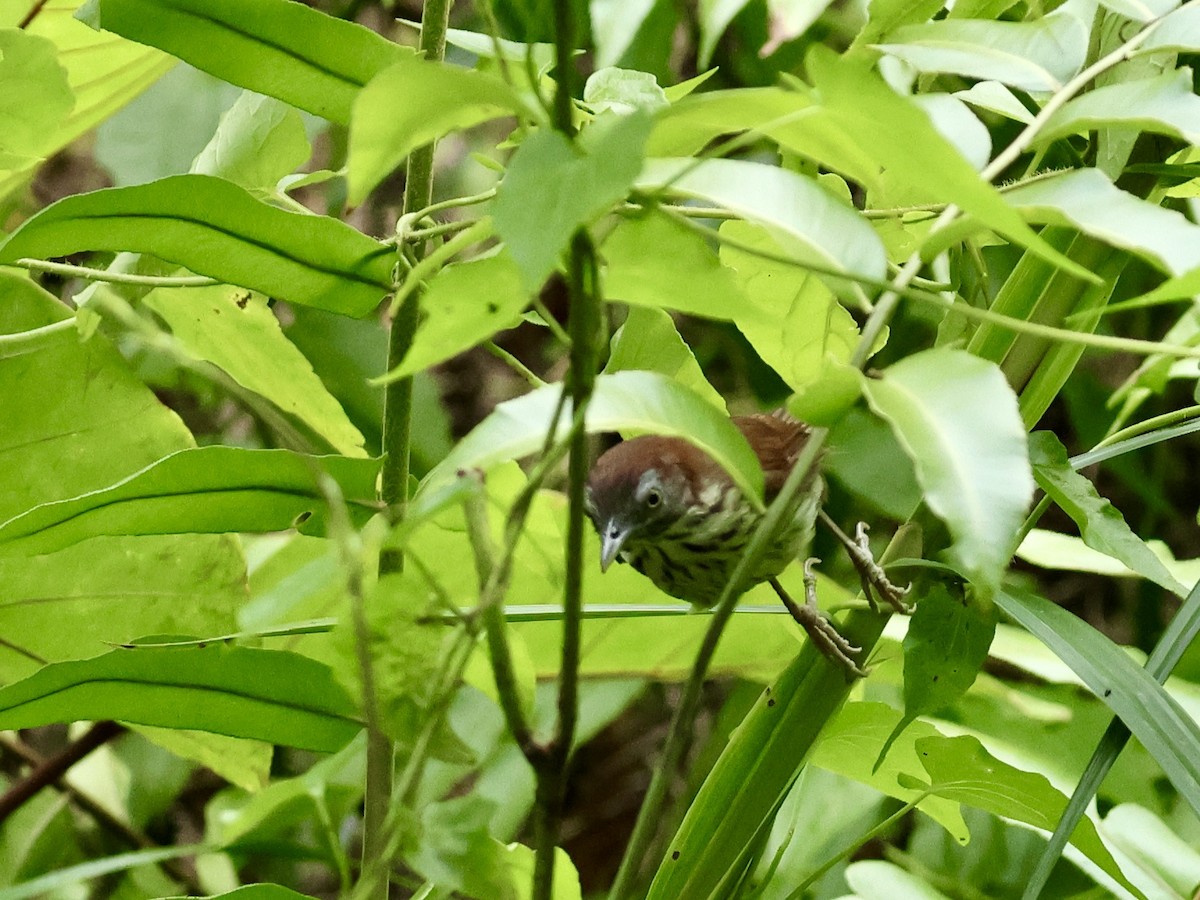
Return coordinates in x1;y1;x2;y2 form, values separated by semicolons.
17;0;50;28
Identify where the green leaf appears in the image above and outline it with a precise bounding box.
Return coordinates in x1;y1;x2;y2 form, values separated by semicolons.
954;80;1035;124
1139;4;1200;54
142;285;367;456
995;587;1200;821
602;208;750;320
81;0;410;124
773;48;1093;279
131;724;271;793
0;646;360;752
165;887;320;900
646;86;801;157
210;732;365;846
583;67;668;115
503;843;583;900
604;306;726;411
191;92;311;193
406;797;514;899
0;275;244;680
1104;804;1200;897
697;0;753;67
719;219;864;390
0;29;74;158
878;584;996;764
379;252;529;381
1002;168;1200;276
495;111;654;291
874;5;1090;92
863;349;1034;594
0;845;204;900
637;158;886;286
810;702;969;842
913;734;1143;898
850;0;946;47
1040;68;1200;148
1029;432;1188;597
901;587;996;721
0;446;380;556
843;861;954;900
420;370;765;503
1017;528;1200;587
0;175;394;317
0;2;174;201
349;54;526;204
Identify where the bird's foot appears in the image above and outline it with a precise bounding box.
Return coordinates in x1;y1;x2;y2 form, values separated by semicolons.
847;523;912;614
818;511;912;614
771;565;867;679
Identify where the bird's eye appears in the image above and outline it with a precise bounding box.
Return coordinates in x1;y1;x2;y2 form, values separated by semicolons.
645;488;662;508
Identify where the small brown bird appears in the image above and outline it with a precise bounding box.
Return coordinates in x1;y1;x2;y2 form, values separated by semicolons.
585;412;865;674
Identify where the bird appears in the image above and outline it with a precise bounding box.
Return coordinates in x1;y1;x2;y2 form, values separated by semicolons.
585;411;869;675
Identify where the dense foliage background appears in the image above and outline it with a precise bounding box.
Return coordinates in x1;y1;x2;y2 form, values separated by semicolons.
3;0;1200;898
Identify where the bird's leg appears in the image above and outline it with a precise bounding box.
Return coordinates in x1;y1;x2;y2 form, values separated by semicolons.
817;512;912;614
771;562;866;678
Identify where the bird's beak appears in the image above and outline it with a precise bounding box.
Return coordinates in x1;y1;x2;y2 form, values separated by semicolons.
599;519;630;572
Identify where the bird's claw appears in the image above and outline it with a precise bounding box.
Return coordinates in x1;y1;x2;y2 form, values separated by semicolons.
848;523;912;615
773;567;867;679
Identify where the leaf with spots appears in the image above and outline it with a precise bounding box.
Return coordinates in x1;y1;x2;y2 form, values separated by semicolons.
907;734;1143;898
876;583;995;768
379;251;529;383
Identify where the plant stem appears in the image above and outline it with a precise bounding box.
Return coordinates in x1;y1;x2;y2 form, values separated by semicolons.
16;258;218;287
370;0;454;894
527;4;592;895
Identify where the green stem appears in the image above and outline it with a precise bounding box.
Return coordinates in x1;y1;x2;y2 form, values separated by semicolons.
787;796;926;898
369;0;454;894
529;6;590;895
15;258;217;287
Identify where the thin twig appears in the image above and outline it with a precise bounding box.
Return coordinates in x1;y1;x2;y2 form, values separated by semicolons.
16;258;218;288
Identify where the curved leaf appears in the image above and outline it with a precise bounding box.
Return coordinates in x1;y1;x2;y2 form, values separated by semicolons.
419;370;765;504
1029;431;1188;596
602;208;750;320
1003;168;1200;277
0;174;394;316
875;7;1090;93
349;55;526;204
379;252;529;382
0;446;381;556
637;157;887;286
0;646;361;752
1040;68;1200;148
863;349;1034;593
80;0;409;123
996;587;1200;821
496;111;654;291
143;285;367;456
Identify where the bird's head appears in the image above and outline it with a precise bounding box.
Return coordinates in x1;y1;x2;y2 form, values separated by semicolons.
585;435;723;571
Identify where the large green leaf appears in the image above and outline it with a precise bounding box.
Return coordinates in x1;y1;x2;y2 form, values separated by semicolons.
719;219;864;391
0;29;74;159
863;349;1034;594
1029;432;1187;597
768;48;1091;279
0;175;393;316
142;285;367;456
419;370;765;504
495;111;654;291
1039;68;1200;148
637;158;886;286
604;306;726;411
349;54;527;204
0;646;360;751
78;0;409;123
645;86;801;157
191;91;311;194
0;1;175;200
0;274;244;680
0;446;380;556
1002;169;1200;276
996;588;1200;820
874;4;1090;92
